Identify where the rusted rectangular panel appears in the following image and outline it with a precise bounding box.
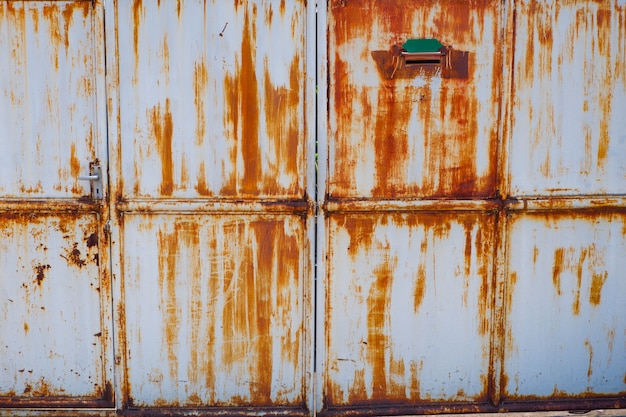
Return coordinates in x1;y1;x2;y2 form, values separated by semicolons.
504;211;626;399
113;0;307;199
324;212;496;406
0;1;101;199
509;1;626;197
120;214;308;408
0;213;109;403
327;0;502;199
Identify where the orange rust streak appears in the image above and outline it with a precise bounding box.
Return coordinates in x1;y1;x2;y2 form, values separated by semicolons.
589;271;608;306
372;85;410;196
223;8;261;196
249;220;275;404
572;248;588;315
193;61;208;146
195;162;210;196
552;247;565;296
366;261;394;400
149;99;174;195
132;0;142;68
263;56;301;194
157;226;181;381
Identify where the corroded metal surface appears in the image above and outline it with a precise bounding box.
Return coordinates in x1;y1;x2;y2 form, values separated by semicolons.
105;0;314;414
120;214;307;408
508;0;626;197
327;0;502;199
322;0;626;415
325;212;497;405
0;0;100;199
0;0;113;409
112;0;307;200
504;211;626;400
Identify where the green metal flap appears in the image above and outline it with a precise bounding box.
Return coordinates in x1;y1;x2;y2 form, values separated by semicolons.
402;38;444;53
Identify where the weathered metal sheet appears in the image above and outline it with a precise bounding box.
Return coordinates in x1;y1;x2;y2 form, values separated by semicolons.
105;0;314;413
509;0;626;197
327;0;502;199
0;0;113;411
504;211;626;400
113;0;307;199
324;212;496;406
0;0;101;199
119;213;308;408
0;213;110;404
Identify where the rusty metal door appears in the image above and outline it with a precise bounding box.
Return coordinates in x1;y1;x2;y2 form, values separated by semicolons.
0;0;114;409
104;0;315;415
319;0;626;415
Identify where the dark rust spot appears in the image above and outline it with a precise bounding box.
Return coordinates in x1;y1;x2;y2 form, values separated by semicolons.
33;264;51;286
85;232;98;248
61;242;87;268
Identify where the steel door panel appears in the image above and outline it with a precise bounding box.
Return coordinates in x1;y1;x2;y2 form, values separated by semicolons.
504;211;626;399
0;213;110;403
327;0;502;199
107;0;314;413
0;0;112;409
0;1;100;199
509;1;626;197
324;212;496;406
119;213;307;408
114;0;306;199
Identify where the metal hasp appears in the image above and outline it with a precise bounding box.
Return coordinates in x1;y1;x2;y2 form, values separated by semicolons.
78;161;103;199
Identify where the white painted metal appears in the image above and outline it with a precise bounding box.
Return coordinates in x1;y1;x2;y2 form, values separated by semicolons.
509;0;626;197
505;212;626;398
0;214;105;397
113;0;307;199
0;0;104;199
324;212;496;405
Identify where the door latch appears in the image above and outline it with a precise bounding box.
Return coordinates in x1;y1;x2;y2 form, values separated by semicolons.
78;161;103;199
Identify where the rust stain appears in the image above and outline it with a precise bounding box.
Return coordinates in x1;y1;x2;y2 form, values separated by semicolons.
132;0;142;72
193;61;208;146
589;271;608;306
413;249;427;314
61;242;87;268
149;99;174;195
85;232;98;248
263;55;302;195
223;7;261;196
156;223;189;381
372;84;411;196
366;259;396;401
195;162;211;196
33;263;51;286
572;248;587;316
552;247;565;296
584;339;593;379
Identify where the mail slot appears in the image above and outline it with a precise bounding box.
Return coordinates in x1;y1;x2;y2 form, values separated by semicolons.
400;38;448;66
372;38;468;80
